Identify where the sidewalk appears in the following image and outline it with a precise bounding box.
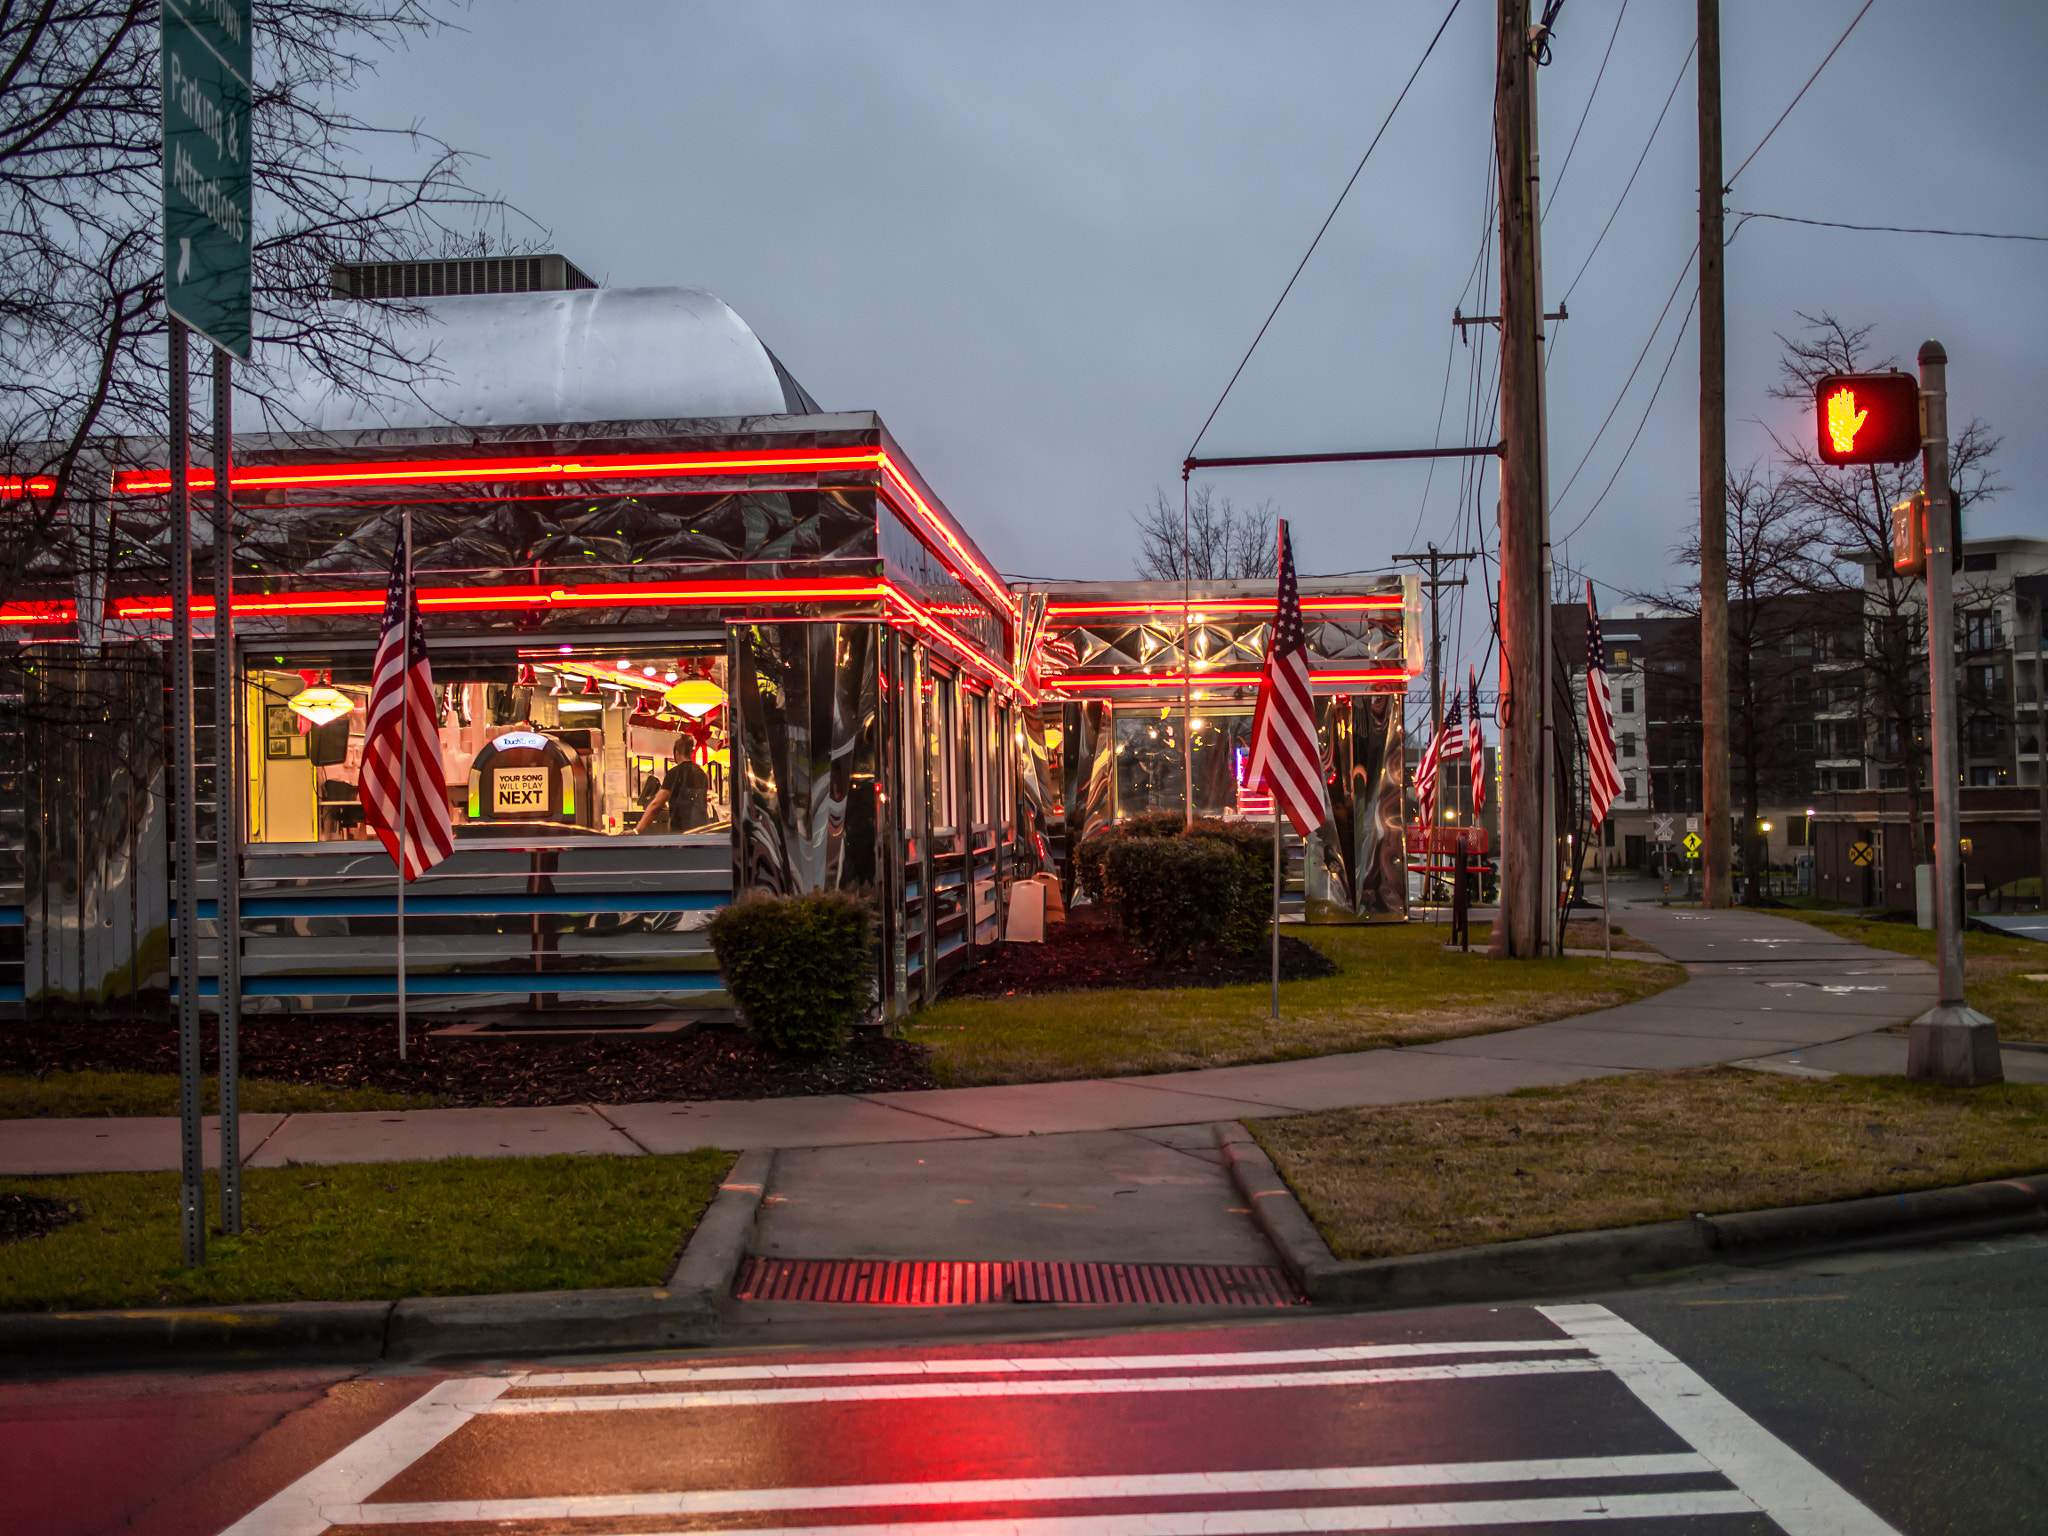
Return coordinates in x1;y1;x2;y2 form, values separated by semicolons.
5;898;2040;1195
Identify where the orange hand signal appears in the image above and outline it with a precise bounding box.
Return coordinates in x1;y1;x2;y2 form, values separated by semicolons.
1825;386;1869;455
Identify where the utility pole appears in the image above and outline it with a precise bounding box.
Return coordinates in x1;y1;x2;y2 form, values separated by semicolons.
1698;0;1732;908
1397;546;1476;897
1494;0;1550;957
1907;340;2002;1085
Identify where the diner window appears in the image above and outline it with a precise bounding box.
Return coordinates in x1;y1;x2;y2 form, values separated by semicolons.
243;643;730;846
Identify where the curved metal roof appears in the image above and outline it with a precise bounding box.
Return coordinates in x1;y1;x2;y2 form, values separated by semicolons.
281;286;820;432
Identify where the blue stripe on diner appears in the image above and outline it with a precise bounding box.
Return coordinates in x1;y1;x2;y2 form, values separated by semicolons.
0;984;22;1001
171;893;730;920
171;971;726;997
0;908;22;927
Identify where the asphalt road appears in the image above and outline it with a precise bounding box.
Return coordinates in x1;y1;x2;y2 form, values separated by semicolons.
4;1233;2041;1536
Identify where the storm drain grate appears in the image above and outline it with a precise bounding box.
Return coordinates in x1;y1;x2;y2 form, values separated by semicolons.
733;1258;1303;1307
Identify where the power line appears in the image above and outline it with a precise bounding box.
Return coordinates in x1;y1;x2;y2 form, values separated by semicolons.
1545;0;1628;218
1550;242;1699;509
1724;0;1877;188
1729;209;2048;243
1185;0;1465;460
1558;283;1701;543
1556;39;1695;311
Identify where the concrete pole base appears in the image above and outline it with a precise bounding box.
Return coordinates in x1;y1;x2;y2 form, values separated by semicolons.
1906;1006;2004;1086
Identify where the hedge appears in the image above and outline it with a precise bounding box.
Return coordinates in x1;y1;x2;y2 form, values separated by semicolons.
705;890;874;1055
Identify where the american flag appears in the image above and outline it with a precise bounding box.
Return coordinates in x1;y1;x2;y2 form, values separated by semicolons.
1466;665;1487;813
361;529;455;881
1246;520;1331;838
1584;581;1621;825
1413;688;1463;827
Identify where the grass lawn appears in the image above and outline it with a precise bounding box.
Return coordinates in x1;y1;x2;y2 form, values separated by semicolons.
0;1149;732;1311
1774;910;2047;1043
0;1071;435;1119
909;924;1686;1086
1253;1066;2048;1261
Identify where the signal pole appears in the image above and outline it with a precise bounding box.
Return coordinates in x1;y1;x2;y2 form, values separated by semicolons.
1907;341;2002;1085
1396;546;1476;892
1698;0;1732;908
1494;0;1550;957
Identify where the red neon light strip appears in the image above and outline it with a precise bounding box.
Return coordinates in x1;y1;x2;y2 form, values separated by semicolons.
1041;668;1407;691
111;446;883;497
1049;599;1397;617
0;600;76;626
110;442;1018;630
2;477;56;499
876;452;1019;624
108;576;887;622
885;584;1019;697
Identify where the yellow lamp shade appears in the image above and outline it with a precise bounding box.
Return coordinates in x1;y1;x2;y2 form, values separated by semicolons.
664;679;725;718
287;686;354;726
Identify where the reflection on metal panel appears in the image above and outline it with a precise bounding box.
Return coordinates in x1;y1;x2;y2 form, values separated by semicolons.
1305;694;1407;923
1062;700;1116;866
731;622;880;898
16;647;169;1008
879;505;1007;663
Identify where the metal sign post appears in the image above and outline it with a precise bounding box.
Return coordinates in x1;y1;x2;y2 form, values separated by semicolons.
164;0;252;1262
212;351;242;1232
1906;340;2002;1084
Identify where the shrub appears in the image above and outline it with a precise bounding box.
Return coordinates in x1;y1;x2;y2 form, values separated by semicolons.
1188;825;1278;956
705;890;874;1056
1100;835;1244;963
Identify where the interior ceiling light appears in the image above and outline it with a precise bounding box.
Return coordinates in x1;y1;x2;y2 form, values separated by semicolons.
581;674;600;696
286;686;354;726
663;671;679;683
664;679;725;718
559;699;601;713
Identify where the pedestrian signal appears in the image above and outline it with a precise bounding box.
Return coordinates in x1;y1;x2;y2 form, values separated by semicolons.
1815;372;1921;466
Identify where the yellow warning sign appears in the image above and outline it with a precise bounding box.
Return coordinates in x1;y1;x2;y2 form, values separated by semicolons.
1847;840;1875;868
1682;833;1701;856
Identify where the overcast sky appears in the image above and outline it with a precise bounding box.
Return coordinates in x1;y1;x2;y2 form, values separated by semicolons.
348;1;2045;669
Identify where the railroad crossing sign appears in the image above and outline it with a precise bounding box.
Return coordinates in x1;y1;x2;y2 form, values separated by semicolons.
1682;833;1702;857
1848;840;1875;868
1650;814;1675;842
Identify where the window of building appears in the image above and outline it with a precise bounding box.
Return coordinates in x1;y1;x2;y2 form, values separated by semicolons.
1787;816;1808;847
1834;769;1863;792
1966;716;2007;756
1880;768;1909;789
1620;731;1636;759
1961;551;1998;572
1611;649;1629;668
1962;612;2003;652
1969;765;2008;786
243;642;731;845
1623;775;1637;802
1794;723;1815;753
1619;688;1635;713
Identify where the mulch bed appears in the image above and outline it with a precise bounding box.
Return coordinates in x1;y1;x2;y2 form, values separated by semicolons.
1;1192;80;1245
941;907;1338;1000
0;1015;936;1108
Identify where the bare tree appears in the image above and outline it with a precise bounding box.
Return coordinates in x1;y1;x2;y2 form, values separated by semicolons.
1;1;534;611
1131;483;1279;582
1638;466;1832;903
1765;313;2004;868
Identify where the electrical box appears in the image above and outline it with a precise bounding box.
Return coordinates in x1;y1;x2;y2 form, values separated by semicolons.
1891;492;1927;577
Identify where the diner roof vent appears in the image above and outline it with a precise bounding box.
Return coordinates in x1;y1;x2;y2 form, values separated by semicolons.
330;254;597;300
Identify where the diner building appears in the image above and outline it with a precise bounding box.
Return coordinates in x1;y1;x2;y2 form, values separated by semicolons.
0;260;1421;1025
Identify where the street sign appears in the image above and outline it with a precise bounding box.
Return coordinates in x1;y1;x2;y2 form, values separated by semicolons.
1650;814;1675;842
1848;841;1875;868
162;0;253;358
1682;833;1702;857
1685;816;1700;836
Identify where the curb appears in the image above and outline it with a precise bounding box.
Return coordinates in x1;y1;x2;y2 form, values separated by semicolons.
0;1147;774;1372
1213;1122;2048;1308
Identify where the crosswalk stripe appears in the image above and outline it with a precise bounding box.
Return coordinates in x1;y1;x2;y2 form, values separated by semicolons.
479;1358;1606;1414
513;1339;1585;1390
323;1454;1721;1525
335;1492;1759;1533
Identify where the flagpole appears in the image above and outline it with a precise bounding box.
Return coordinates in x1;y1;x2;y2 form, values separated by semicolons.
397;506;410;1061
1271;799;1281;1019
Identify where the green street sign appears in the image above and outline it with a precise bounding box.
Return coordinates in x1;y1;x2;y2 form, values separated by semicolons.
162;0;253;358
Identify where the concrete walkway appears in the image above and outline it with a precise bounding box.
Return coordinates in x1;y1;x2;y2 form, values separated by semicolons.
5;896;2042;1192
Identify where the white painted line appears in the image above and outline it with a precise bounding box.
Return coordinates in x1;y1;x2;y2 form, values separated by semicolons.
1541;1303;1901;1536
483;1358;1605;1414
513;1338;1587;1388
336;1492;1757;1534
324;1453;1719;1524
218;1376;510;1536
